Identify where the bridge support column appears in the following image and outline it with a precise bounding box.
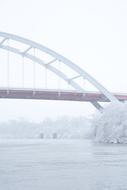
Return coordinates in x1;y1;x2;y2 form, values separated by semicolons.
91;101;103;111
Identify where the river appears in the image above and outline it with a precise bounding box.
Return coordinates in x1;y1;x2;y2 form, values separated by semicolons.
0;139;127;190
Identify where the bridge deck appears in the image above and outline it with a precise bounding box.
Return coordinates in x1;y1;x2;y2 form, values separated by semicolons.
0;88;126;102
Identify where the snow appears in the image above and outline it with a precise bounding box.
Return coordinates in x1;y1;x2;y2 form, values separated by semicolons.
1;103;127;189
93;102;127;143
0;116;92;139
1;102;127;144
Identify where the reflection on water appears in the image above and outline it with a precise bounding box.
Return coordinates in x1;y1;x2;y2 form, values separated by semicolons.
0;139;127;190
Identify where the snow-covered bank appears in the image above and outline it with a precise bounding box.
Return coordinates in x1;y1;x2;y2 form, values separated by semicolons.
2;102;127;142
0;117;92;139
93;102;127;143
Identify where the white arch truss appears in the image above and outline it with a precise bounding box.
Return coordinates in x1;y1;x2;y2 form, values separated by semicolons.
0;32;119;110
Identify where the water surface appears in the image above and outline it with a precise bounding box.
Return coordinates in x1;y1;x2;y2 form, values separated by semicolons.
0;139;127;190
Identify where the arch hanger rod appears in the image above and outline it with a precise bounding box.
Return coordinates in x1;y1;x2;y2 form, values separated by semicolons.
0;32;119;110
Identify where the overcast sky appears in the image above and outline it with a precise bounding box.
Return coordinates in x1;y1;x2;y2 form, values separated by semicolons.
0;0;127;122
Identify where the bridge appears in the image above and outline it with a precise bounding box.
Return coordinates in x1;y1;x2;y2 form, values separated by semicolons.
0;32;125;110
0;88;126;103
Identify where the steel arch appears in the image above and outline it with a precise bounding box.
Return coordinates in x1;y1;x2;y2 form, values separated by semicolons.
0;32;119;109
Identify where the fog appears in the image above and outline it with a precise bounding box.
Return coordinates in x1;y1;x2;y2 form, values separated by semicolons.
1;102;127;143
0;116;92;139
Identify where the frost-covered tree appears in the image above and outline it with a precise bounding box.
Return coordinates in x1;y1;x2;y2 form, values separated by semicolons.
93;102;127;143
